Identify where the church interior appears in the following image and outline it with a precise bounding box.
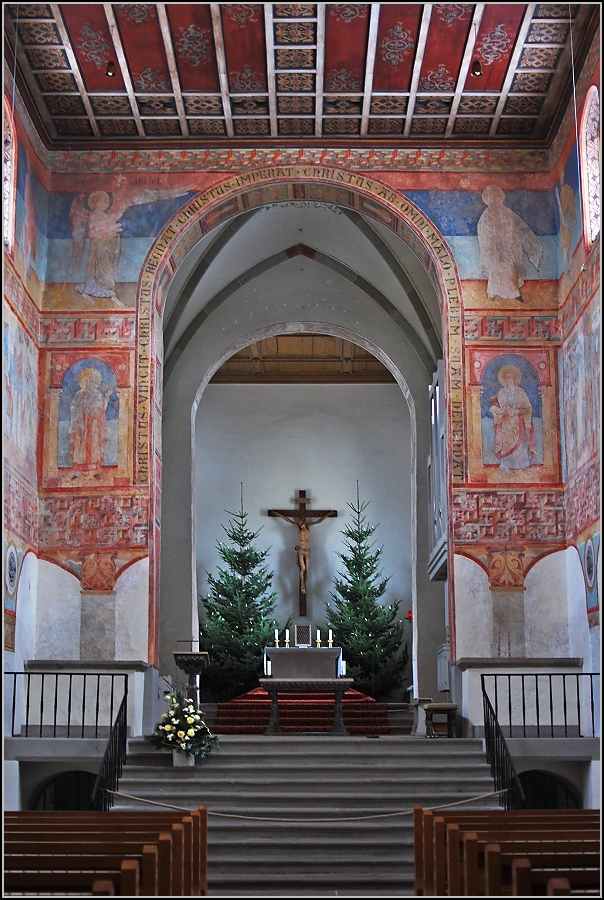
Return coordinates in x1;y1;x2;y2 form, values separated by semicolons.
3;2;601;892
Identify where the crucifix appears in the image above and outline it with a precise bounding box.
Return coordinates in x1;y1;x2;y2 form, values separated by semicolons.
268;490;337;616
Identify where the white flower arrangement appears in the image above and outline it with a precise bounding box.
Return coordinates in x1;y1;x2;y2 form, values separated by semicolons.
146;691;219;759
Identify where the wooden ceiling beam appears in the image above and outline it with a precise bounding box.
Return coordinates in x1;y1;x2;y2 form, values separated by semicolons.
314;4;326;138
210;3;235;139
360;4;380;138
103;2;145;138
264;5;278;137
157;3;188;138
403;3;432;139
489;4;537;138
445;3;485;139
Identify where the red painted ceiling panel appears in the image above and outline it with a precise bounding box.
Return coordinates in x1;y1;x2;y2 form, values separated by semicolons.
60;5;125;91
419;4;473;91
220;4;267;93
324;3;370;92
373;4;422;92
464;4;527;92
114;3;171;92
166;4;219;92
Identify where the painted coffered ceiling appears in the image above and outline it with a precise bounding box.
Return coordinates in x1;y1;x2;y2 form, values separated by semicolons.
4;3;599;149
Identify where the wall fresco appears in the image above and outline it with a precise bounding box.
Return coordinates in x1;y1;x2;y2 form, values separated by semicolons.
3;306;38;485
42;350;134;490
560;296;600;480
466;348;558;484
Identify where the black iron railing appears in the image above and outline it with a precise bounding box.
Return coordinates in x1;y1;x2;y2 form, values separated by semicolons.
481;678;525;810
6;672;128;738
91;684;129;811
482;672;599;739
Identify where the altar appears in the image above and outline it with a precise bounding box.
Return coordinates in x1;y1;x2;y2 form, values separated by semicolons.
259;647;353;735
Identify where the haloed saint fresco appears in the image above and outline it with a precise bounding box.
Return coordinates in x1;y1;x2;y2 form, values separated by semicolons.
57;359;119;474
481;355;543;470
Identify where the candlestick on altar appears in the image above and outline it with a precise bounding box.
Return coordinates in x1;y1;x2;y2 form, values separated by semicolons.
328;629;333;648
316;628;321;648
274;628;279;647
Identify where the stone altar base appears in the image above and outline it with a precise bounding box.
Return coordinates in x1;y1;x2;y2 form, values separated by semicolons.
213;687;389;734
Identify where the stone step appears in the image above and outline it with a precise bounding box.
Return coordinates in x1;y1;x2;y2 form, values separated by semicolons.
115;733;499;896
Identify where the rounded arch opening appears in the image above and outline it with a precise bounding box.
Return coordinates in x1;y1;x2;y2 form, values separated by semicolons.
152;172;458;702
518;769;582;810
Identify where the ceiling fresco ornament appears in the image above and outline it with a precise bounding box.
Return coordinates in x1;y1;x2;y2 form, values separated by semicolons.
528;21;569;43
433;4;473;26
25;47;69;69
325;68;362;92
132;68;171;92
230;65;266;92
274;5;317;17
184;95;224;115
275;21;316;43
90;96;133;116
176;24;211;66
476;25;512;66
276;72;314;91
36;72;77;93
328;4;369;23
17;20;61;44
114;4;157;23
419;65;455;91
379;23;415;68
74;23;111;68
276;49;315;68
223;4;261;28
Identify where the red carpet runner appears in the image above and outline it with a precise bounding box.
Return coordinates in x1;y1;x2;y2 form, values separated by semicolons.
213;687;389;734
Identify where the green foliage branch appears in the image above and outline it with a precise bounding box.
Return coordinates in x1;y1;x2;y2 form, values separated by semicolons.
324;486;407;700
199;497;281;702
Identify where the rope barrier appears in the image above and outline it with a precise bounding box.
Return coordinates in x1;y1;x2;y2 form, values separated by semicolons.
105;787;508;822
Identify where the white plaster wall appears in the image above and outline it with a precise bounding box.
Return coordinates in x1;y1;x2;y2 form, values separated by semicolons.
453;554;492;661
196;384;412;630
114;557;150;661
563;546;593;669
34;560;80;660
524;551;571;658
12;550;39;669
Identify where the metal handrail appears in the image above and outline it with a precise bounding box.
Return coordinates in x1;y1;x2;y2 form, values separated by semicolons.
6;672;128;738
481;676;525;810
91;682;129;812
482;672;599;738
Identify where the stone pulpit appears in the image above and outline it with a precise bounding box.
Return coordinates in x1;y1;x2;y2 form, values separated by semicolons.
259;647;353;735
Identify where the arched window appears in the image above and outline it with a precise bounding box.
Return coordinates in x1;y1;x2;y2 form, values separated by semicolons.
3;95;16;253
580;85;600;246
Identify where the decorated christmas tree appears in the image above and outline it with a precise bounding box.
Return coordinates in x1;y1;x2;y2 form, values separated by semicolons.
199;490;280;702
324;484;407;700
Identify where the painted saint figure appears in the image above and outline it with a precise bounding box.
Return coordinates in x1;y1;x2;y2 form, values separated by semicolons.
489;365;537;469
69;367;113;472
271;511;334;595
69;185;192;304
477;185;543;301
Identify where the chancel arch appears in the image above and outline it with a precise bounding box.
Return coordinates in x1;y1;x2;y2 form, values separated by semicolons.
141;170;461;701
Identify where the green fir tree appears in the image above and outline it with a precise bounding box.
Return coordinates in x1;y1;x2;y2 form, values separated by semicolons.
324;484;407;700
199;490;280;702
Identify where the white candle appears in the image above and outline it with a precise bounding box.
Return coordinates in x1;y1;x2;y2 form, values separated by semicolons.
328;630;333;642
285;629;289;642
317;629;321;642
275;628;279;641
341;660;346;676
267;660;272;676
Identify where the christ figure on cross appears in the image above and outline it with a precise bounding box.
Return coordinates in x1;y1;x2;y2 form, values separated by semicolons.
268;490;337;616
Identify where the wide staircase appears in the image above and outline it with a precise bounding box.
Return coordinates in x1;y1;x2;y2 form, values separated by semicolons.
115;733;500;896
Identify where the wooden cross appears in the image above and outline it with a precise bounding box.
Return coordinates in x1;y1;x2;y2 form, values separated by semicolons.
268;490;337;616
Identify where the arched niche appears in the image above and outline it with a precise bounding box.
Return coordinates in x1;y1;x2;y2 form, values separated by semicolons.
136;169;462;700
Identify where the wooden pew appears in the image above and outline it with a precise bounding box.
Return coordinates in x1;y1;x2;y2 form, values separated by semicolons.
4;807;208;895
413;806;600;896
465;834;600;896
505;850;600;896
5;853;141;896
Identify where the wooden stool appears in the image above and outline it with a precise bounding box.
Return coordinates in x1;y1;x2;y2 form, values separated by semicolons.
424;702;458;738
